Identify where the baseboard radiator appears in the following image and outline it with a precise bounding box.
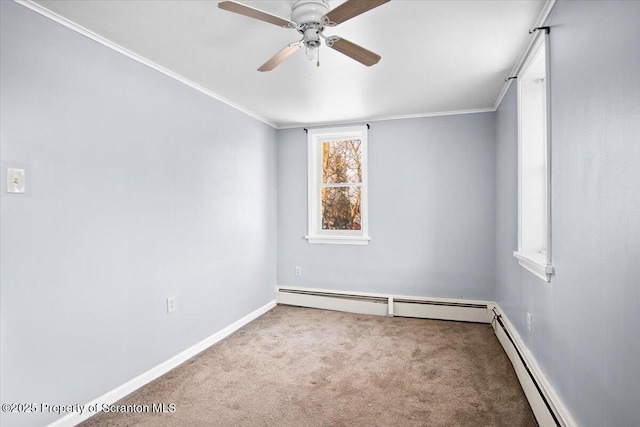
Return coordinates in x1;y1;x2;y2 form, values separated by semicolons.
276;287;492;323
491;307;575;427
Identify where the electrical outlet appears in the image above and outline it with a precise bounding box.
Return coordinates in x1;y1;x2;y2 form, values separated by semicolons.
167;296;176;314
526;312;532;331
295;266;302;277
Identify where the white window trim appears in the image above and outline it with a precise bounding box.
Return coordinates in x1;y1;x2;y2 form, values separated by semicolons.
513;251;554;282
513;31;553;282
305;125;369;245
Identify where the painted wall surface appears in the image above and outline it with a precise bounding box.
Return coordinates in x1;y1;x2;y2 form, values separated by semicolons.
495;1;640;426
278;114;496;300
0;3;277;426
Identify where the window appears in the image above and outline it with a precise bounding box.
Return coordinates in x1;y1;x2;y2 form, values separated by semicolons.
513;31;553;281
306;126;369;245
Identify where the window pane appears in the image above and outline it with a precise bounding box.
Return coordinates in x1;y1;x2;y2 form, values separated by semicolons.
520;41;547;255
321;186;361;230
322;139;362;184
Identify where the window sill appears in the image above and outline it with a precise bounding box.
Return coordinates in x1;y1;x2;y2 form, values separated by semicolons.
305;235;370;245
513;251;553;282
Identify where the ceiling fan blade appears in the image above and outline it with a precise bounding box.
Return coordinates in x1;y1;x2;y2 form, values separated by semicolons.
323;0;390;26
326;37;381;66
258;42;301;72
218;1;295;28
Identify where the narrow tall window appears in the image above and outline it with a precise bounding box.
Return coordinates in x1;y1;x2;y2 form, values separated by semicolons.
514;31;553;281
307;126;369;245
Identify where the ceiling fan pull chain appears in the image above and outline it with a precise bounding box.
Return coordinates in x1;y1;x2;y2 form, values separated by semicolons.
317;46;320;68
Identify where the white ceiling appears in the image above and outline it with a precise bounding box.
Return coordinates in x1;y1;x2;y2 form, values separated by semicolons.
27;0;548;128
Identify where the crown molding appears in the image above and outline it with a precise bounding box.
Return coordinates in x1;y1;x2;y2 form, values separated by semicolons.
277;108;497;130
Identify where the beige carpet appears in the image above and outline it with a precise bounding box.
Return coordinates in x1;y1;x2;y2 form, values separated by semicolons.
80;305;537;426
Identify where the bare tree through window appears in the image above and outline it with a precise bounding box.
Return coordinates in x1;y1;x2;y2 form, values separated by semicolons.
321;139;362;230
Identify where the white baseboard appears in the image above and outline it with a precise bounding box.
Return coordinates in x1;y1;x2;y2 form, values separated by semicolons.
276;285;493;323
47;300;276;427
491;304;576;427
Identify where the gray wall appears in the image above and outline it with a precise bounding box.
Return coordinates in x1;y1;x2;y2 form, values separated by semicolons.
0;2;277;426
495;1;640;426
278;114;496;300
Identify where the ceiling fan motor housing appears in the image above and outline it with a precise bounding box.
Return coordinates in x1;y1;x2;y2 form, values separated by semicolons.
291;0;329;26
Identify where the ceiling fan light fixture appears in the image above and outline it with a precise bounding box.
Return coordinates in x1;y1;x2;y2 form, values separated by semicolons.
305;45;319;61
302;24;321;61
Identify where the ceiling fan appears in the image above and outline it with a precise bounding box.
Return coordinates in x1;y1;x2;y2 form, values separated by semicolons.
218;0;390;71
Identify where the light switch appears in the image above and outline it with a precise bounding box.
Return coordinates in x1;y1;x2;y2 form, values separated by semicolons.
7;168;25;193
